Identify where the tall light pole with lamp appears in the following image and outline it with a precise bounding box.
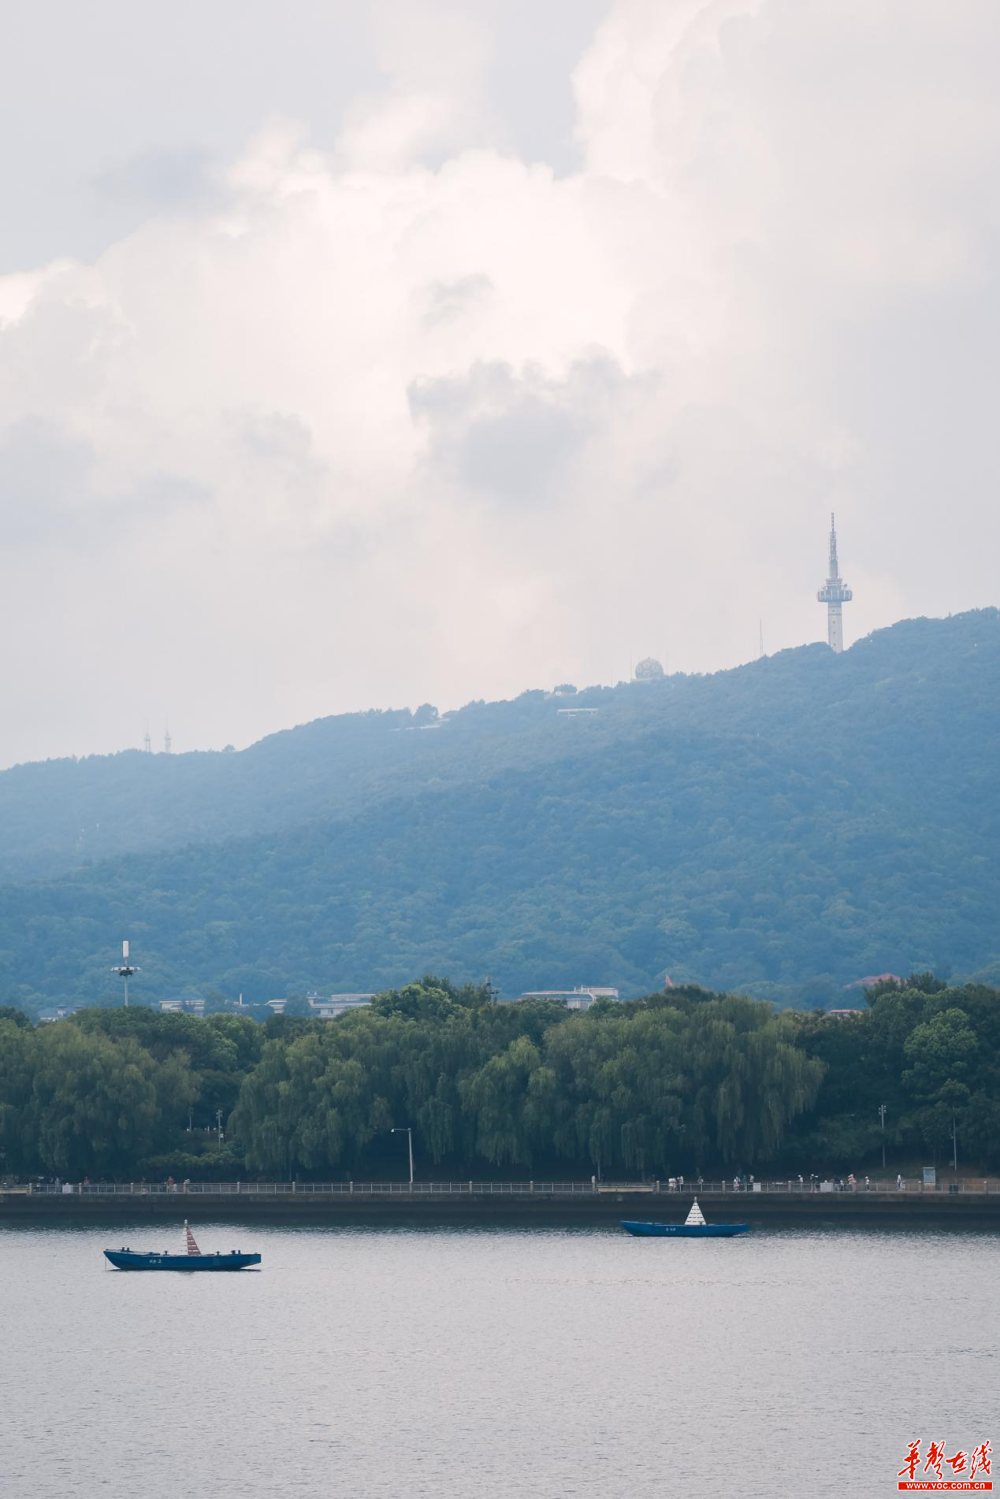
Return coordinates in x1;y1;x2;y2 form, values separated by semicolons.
391;1126;414;1188
112;940;140;1009
878;1104;887;1172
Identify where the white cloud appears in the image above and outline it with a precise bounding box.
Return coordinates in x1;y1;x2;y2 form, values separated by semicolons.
0;0;998;765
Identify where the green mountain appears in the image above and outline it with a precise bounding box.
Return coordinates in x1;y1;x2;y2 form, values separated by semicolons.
1;608;998;1013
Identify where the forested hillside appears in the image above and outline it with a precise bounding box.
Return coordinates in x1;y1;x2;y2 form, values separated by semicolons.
0;609;998;1011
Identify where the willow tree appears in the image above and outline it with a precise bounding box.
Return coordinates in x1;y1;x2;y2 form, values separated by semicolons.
15;1023;198;1176
687;1000;824;1163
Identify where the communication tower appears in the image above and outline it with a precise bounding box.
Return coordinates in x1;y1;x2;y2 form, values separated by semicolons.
816;513;852;653
164;722;172;753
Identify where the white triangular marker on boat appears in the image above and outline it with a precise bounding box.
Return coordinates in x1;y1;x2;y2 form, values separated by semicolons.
685;1197;706;1226
184;1220;201;1256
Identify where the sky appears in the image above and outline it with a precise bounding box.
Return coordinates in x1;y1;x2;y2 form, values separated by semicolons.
1;0;998;768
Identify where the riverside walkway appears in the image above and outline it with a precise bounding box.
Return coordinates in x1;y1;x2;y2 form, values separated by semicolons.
4;1178;1000;1222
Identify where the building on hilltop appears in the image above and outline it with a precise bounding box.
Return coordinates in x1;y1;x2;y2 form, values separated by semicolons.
816;513;853;652
39;1004;81;1024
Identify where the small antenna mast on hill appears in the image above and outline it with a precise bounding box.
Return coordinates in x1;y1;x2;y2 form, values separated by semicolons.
143;721;152;753
758;620;765;660
164;721;172;754
112;940;140;1008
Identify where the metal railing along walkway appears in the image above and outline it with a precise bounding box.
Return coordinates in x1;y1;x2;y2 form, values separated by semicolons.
20;1177;1000;1197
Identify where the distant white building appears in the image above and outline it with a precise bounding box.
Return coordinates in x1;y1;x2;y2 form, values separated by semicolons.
515;987;620;1012
38;1005;81;1024
159;998;206;1017
307;993;375;1019
265;994;376;1018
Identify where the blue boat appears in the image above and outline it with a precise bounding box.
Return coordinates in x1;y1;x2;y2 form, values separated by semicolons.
104;1221;261;1271
621;1197;749;1238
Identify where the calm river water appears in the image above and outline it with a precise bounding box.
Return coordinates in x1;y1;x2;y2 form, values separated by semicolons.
1;1219;996;1498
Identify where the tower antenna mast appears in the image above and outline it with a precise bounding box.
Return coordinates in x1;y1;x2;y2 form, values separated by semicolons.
816;513;853;652
112;940;140;1008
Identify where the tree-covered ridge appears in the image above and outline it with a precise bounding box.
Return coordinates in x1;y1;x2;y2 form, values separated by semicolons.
0;607;996;884
0;609;998;1010
0;977;997;1181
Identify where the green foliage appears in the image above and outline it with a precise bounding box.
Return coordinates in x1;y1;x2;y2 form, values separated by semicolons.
1;976;999;1178
231;980;827;1175
789;980;1000;1169
136;1144;245;1180
0;1021;198;1177
903;1009;977;1100
1;611;999;1010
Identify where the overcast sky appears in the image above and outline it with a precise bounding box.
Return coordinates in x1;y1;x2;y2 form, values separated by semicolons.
1;0;998;767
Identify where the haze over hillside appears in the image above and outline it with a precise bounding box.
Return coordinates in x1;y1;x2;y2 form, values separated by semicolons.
1;609;998;1014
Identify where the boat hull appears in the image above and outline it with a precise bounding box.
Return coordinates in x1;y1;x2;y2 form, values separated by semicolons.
620;1221;749;1238
104;1250;261;1271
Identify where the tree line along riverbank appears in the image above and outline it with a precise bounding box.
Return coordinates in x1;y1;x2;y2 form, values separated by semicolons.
0;972;996;1183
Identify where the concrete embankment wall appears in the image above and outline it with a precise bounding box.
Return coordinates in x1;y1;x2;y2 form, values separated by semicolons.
3;1191;999;1225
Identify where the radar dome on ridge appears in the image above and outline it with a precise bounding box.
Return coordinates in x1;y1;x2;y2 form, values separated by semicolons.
634;657;665;681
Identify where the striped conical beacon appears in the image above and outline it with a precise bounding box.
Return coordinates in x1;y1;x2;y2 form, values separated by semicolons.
184;1220;201;1256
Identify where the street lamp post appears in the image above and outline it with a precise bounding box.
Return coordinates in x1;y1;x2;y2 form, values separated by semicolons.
878;1104;887;1172
391;1126;414;1188
952;1114;958;1173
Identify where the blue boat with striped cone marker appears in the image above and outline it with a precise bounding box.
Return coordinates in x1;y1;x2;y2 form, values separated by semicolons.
621;1197;749;1238
104;1221;261;1271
